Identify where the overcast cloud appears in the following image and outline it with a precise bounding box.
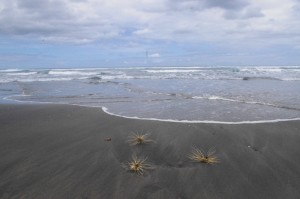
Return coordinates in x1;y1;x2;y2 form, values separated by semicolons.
0;0;299;67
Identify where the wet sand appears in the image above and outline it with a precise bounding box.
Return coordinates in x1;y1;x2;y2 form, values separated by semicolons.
0;104;300;199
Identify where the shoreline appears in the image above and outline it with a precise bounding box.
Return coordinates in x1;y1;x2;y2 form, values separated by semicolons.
101;106;300;124
3;95;300;124
0;104;300;198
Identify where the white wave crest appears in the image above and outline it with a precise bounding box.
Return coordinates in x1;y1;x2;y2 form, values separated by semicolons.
0;69;22;73
7;72;37;76
49;70;98;76
145;69;199;73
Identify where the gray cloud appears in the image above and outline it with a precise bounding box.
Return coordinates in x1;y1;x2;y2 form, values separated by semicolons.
164;0;249;12
164;0;264;20
0;0;120;43
223;6;264;19
16;0;71;20
0;0;299;47
203;0;249;10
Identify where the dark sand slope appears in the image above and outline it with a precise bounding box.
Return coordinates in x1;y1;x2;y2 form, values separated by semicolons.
0;105;300;199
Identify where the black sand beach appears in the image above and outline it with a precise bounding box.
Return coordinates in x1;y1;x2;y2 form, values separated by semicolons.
0;104;300;199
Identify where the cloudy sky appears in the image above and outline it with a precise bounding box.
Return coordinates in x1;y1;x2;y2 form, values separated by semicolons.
0;0;300;68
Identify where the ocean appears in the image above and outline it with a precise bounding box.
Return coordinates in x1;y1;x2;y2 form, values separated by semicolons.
0;66;300;123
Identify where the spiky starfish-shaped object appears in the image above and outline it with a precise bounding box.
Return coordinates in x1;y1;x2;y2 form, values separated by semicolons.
188;147;219;164
127;132;154;145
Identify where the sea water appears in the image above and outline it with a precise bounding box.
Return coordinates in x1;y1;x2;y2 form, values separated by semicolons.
0;66;299;123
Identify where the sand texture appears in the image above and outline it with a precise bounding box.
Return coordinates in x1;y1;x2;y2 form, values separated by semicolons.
0;104;300;199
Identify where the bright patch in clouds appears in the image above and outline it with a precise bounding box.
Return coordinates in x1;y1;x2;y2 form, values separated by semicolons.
0;0;299;68
149;53;160;58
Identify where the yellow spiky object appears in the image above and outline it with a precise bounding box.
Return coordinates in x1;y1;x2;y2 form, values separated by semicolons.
188;147;219;164
127;132;154;145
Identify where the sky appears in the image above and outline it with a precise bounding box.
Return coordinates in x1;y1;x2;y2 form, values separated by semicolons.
0;0;300;68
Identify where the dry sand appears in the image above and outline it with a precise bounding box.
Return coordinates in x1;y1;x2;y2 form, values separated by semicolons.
0;104;300;199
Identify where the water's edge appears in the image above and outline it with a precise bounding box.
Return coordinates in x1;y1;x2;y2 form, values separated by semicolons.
3;94;300;125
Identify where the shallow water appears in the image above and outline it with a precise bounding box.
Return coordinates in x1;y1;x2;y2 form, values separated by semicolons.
0;66;300;122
